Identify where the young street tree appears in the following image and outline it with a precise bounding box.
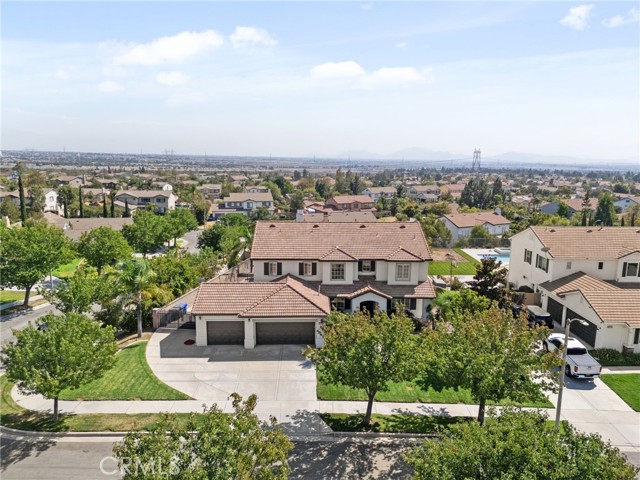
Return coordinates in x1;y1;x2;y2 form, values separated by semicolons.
122;210;170;256
77;226;133;274
113;394;293;479
419;306;560;424
2;312;117;421
405;408;638;480
165;208;198;247
0;222;75;305
305;310;417;426
40;267;101;314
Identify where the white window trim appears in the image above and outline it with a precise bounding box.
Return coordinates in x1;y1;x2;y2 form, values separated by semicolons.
361;260;372;272
331;263;345;281
396;263;411;281
304;262;313;276
268;262;278;276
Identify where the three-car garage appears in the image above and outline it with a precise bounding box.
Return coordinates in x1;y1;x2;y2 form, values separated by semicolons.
255;322;316;345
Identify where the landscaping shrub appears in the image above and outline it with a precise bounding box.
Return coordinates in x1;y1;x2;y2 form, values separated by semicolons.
591;348;640;367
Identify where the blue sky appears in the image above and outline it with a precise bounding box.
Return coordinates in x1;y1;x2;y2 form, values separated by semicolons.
2;1;639;162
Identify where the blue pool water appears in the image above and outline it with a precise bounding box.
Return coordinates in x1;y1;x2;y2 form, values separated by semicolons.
479;253;510;264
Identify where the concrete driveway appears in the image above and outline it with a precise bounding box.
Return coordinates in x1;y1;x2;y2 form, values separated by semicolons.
146;328;317;402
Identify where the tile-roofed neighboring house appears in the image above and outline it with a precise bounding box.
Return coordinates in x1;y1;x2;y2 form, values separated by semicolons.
325;195;375;212
200;184;222;199
113;190;177;213
0;188;59;214
538;271;640;351
210;191;274;220
440;183;466;198
362;186;396;201
43;212;133;241
614;195;640;213
541;197;598;216
295;210;377;223
251;221;431;261
92;178;118;190
407;185;441;199
440;210;511;246
54;175;85;187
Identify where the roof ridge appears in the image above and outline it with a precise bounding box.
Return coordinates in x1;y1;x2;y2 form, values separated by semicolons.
238;283;286;316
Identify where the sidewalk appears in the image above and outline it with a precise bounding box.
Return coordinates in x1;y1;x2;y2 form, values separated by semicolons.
601;366;640;374
12;386;640;447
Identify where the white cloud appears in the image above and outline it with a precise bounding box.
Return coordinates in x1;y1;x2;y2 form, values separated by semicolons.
560;5;594;31
396;42;408;49
98;80;124;93
229;27;277;48
602;7;639;28
156;71;190;86
360;3;373;11
115;30;224;66
311;61;429;89
310;61;366;80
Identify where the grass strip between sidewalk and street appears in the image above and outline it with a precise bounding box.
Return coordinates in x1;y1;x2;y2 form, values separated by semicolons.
0;290;26;305
600;374;640;412
59;342;190;401
320;413;471;433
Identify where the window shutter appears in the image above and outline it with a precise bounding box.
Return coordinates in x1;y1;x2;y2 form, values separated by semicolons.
358;260;363;271
277;262;282;276
524;250;528;262
634;328;640;345
622;262;627;277
264;263;269;276
344;298;351;310
410;298;417;310
371;261;376;272
312;263;317;275
299;263;304;275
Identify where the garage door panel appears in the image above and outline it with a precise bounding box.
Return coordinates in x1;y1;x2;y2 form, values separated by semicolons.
567;308;597;347
256;322;315;345
547;298;564;326
207;321;244;345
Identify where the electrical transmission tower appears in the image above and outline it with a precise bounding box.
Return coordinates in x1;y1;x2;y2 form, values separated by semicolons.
471;149;481;174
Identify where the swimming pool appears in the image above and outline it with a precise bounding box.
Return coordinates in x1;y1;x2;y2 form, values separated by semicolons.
462;248;511;265
479;253;510;264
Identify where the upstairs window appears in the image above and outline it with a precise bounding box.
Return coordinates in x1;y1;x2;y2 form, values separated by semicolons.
359;260;375;273
299;262;317;276
524;249;532;264
396;263;411;281
264;262;282;277
535;254;549;273
331;263;345;281
622;262;639;277
598;262;604;270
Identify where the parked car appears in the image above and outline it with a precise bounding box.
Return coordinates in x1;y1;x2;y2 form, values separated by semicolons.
542;333;602;378
526;305;552;328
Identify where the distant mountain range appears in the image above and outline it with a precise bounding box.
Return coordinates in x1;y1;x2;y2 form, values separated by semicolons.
332;147;638;167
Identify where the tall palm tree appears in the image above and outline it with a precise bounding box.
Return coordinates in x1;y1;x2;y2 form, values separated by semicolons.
119;259;156;338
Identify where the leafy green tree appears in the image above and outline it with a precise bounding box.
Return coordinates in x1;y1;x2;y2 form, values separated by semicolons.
314;178;330;199
626;204;639;227
150;252;200;297
28;185;45;216
469;257;510;309
119;258;156;338
113;393;293;479
581;190;591;226
556;201;570;218
58;185;76;219
595;192;616;226
467;224;499;248
123;199;131;217
165;208;198;247
18;175;27;222
78;227;132;274
419;307;559;424
0;197;20;223
254;206;272;220
262;181;282;201
102;195;108;217
405;407;639;480
289;191;305;211
40;267;101;314
305;310;417;426
431;289;490;322
2;312;117;420
420;217;452;247
0;222;74;305
122;210;170;256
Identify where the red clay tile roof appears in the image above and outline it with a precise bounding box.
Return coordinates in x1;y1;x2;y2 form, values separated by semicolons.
539;272;618;295
443;212;511;228
305;279;437;299
328;195;374;204
192;276;330;317
530;226;640;259
251;221;432;261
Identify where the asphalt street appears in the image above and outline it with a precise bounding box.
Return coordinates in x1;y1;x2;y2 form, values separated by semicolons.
0;305;56;347
0;435;415;480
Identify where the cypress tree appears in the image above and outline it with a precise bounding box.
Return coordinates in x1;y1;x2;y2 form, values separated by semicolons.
102;195;108;218
18;175;27;223
110;191;115;218
78;186;84;218
123;199;131;218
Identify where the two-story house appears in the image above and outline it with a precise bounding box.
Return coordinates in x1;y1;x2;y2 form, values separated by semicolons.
54;175;85;188
200;184;222;199
541;197;598;217
440;210;511;246
325;195;375;212
209;192;275;220
362;187;396;202
614;195;640;214
0;188;59;214
244;185;270;194
191;221;436;348
509;226;640;352
407;185;441;200
113;190;177;213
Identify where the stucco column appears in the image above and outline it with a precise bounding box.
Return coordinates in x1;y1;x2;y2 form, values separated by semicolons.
244;319;255;349
561;305;567;328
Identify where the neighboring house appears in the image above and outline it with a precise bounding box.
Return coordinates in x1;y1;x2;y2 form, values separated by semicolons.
325;195;375;212
0;188;59;214
440;209;511;245
200;184;222;199
508;226;640;352
54;175;85;187
541;197;598;216
614;195;640;214
408;185;440;199
362;186;396;201
113;190;177;213
295;210;377;223
209;192;275;219
93;178;118;190
229;174;248;185
43;212;133;241
440;183;466;199
244;185;270;194
416;193;439;203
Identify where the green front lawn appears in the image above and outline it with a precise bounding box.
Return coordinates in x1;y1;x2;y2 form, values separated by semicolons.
600;374;640;411
429;248;480;276
52;258;83;278
59;342;190;401
0;290;26;305
318;373;552;408
0;375;197;432
321;413;471;433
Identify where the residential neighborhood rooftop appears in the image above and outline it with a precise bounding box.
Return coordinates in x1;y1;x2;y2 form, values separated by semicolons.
442;211;511;228
529;226;640;259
